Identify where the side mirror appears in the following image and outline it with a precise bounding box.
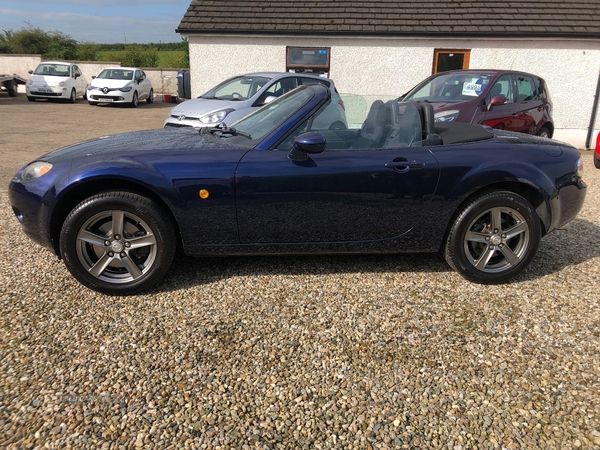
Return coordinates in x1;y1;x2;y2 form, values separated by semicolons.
488;95;507;110
74;73;79;79
263;95;277;105
28;70;33;74
92;75;96;79
288;132;326;162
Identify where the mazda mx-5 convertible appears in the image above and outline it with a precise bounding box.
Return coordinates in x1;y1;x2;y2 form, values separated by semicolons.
9;85;587;295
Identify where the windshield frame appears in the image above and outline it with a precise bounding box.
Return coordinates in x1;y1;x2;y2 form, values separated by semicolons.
210;85;320;147
403;72;495;103
200;75;271;101
33;63;71;77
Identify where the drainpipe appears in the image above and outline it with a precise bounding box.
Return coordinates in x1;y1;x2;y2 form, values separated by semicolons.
585;69;600;149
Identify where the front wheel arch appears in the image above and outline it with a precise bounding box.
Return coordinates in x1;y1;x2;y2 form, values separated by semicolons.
60;191;177;294
50;179;182;256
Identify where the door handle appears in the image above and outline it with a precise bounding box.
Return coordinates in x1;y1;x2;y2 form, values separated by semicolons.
385;159;425;172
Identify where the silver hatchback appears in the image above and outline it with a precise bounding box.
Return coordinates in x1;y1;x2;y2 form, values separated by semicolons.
164;72;347;130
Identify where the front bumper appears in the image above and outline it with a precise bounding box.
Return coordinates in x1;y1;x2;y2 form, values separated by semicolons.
88;88;134;104
26;84;71;99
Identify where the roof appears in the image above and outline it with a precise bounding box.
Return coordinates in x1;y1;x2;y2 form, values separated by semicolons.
177;0;600;39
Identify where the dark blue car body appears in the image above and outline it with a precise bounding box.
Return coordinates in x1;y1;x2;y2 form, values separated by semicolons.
9;85;587;294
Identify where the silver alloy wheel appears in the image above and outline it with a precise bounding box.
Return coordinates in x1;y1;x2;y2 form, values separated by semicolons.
75;209;157;283
462;206;530;273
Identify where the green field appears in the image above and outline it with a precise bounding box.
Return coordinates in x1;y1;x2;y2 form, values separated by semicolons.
96;50;188;69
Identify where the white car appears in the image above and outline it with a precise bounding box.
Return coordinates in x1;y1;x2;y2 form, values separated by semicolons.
26;61;88;103
164;72;347;130
87;67;153;107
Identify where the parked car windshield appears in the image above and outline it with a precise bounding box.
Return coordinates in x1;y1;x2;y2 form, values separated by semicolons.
404;73;494;103
96;69;134;80
214;86;315;146
33;63;71;77
200;75;271;101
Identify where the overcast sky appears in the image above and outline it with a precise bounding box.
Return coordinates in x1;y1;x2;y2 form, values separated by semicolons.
0;0;191;44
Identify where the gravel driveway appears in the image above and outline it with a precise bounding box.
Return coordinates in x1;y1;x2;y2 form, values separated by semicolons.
1;94;599;449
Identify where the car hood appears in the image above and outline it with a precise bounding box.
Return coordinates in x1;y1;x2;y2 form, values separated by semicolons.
89;79;132;88
28;74;70;85
41;128;248;164
170;97;249;117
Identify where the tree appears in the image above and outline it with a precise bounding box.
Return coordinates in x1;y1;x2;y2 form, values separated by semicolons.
1;25;78;59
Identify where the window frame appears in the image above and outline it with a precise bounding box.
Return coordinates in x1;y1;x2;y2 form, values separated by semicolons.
432;49;471;73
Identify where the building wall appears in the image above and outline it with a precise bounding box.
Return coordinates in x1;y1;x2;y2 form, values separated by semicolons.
189;35;600;148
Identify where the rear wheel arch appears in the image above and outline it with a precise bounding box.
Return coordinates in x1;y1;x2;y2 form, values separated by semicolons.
441;181;550;250
50;178;182;256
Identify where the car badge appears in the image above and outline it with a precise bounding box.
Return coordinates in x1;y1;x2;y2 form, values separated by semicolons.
178;115;186;121
102;87;109;94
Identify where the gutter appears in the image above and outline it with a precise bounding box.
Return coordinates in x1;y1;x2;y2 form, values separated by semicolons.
585;69;600;149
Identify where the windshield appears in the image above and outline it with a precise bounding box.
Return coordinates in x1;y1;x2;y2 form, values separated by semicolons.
404;73;493;103
33;63;71;77
96;68;134;80
200;75;270;101
213;86;316;146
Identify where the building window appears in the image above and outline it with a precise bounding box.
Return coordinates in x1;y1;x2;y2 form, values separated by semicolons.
433;49;471;73
286;47;331;77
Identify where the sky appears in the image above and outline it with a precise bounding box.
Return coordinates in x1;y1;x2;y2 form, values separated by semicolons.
0;0;191;44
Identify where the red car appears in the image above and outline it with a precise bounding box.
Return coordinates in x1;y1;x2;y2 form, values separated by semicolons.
399;69;554;138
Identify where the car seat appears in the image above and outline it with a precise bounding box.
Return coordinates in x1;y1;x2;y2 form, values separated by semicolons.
352;100;387;148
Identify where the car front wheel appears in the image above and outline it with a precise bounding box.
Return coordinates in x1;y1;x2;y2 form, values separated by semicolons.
444;191;541;284
131;91;138;108
60;192;176;295
68;88;76;103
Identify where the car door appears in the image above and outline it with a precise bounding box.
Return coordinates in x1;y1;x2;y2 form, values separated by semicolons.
72;65;86;96
477;73;520;131
235;145;439;244
134;70;147;98
513;74;546;134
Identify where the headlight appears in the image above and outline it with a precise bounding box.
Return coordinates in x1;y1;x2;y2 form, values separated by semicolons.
59;81;66;87
87;85;93;91
434;110;459;122
120;86;132;92
27;79;33;86
576;157;584;177
21;162;53;181
198;110;231;124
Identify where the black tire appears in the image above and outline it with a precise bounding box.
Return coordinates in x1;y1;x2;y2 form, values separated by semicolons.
537;126;551;139
444;191;541;284
146;88;154;104
7;80;17;97
27;96;36;102
88;101;98;106
131;91;138;108
68;88;76;103
60;192;177;295
594;152;600;169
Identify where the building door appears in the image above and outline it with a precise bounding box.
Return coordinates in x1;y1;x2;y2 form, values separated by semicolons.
433;49;471;73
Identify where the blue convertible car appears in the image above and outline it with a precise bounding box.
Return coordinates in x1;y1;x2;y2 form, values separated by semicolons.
9;85;586;295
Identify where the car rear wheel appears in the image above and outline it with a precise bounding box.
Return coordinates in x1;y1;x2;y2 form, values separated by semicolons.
7;80;17;97
444;191;541;284
537;126;551;138
147;88;154;104
60;192;176;295
131;91;138;108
